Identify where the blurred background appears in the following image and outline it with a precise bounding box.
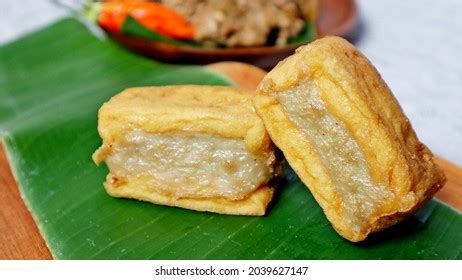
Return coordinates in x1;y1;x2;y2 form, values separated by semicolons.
1;0;461;166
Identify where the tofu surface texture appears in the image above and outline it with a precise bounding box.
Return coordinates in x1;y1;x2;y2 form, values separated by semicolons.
254;36;446;241
94;85;280;216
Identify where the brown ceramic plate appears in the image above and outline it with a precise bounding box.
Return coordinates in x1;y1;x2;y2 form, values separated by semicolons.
105;0;358;68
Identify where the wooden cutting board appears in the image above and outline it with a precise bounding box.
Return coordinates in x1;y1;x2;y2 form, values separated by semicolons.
1;62;461;260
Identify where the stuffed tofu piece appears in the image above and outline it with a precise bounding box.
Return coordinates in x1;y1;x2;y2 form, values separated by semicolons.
254;37;446;241
93;85;281;216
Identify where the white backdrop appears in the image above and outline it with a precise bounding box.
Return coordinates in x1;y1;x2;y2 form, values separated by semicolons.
1;0;461;165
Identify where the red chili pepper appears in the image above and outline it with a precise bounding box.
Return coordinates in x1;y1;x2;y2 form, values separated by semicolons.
98;1;196;40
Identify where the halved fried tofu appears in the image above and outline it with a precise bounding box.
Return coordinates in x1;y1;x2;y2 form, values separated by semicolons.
254;37;446;241
93;85;282;216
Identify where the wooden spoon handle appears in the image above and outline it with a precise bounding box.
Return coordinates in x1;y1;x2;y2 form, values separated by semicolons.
433;157;462;210
207;62;267;90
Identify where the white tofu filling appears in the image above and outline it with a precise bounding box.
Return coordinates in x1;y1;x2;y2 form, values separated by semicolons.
105;131;274;200
276;81;393;231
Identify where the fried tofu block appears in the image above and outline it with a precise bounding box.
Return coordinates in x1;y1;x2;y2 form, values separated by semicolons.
254;37;446;241
93;85;282;216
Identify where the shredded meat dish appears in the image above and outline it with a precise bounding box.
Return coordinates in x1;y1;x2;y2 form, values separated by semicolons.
161;0;318;47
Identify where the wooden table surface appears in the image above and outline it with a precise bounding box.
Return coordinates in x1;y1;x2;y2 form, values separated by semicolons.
1;62;461;260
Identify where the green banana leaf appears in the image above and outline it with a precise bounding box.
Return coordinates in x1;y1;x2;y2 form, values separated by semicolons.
287;21;316;45
1;18;461;260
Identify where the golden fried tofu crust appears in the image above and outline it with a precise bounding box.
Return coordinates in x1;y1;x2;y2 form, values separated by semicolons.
94;85;271;156
254;36;446;241
104;174;274;216
94;85;279;216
